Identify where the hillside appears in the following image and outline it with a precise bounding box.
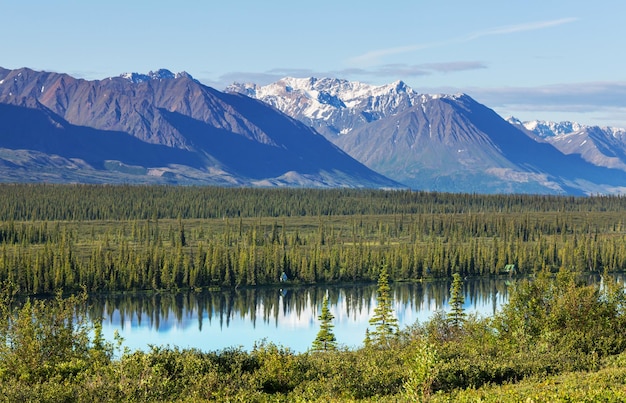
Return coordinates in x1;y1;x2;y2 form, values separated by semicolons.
0;67;400;188
230;77;626;194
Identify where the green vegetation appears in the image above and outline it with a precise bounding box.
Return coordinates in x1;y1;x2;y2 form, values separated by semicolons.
365;264;399;347
1;268;625;401
403;340;439;400
447;272;466;328
2;184;626;400
2;184;626;296
311;295;337;352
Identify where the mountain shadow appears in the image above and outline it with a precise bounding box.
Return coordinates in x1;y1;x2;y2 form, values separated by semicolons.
459;96;626;187
158;92;399;185
0;102;207;169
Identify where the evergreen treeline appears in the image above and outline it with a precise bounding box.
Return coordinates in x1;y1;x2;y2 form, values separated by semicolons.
2;184;626;295
2;183;626;221
3;184;626;400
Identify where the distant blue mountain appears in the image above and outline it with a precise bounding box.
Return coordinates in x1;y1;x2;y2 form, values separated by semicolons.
0;67;401;188
229;77;626;194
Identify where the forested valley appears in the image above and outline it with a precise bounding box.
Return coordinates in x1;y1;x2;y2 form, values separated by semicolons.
1;184;626;295
1;184;626;401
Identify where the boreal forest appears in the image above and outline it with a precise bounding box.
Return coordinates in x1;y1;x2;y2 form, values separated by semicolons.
1;184;626;401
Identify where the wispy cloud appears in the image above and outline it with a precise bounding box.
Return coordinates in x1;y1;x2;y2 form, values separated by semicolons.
432;81;626;128
349;43;446;66
333;62;486;80
405;61;487;74
465;81;626;108
349;17;579;66
464;18;579;41
202;62;486;89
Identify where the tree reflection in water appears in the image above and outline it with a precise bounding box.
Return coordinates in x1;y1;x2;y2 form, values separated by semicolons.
89;277;514;353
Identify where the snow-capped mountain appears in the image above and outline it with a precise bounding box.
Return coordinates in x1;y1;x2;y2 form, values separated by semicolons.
119;69;195;84
0;67;400;188
226;77;424;139
508;118;626;172
230;76;626;194
507;118;587;138
4;66;626;194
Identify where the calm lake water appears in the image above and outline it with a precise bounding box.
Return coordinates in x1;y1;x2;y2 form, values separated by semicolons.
94;277;512;353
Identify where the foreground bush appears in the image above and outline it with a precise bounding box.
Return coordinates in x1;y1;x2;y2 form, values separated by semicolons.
0;269;625;401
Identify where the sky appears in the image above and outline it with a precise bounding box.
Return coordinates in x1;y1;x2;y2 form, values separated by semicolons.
1;0;625;128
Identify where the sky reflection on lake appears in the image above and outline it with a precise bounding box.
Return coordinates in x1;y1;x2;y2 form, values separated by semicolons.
98;278;510;353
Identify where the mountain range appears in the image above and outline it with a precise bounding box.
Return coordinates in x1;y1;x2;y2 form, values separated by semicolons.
507;117;626;172
228;78;626;195
0;67;399;188
2;66;626;194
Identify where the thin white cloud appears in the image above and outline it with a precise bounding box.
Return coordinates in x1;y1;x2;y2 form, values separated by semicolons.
205;62;486;90
466;81;626;108
464;18;579;41
423;81;626;128
349;17;579;66
413;61;487;74
349;43;446;66
349;62;487;78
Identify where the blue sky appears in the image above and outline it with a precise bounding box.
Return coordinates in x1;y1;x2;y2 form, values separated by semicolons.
2;1;624;127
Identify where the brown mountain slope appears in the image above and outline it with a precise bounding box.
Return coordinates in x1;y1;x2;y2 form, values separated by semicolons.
0;67;400;188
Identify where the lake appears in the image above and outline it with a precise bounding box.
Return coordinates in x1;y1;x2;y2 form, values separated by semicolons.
93;277;512;353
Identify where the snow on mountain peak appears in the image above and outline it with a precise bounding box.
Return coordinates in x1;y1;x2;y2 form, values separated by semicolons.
237;77;421;116
119;69;194;83
506;116;524;126
507;117;626;143
234;77;420;103
226;77;499;140
226;76;429;137
228;82;259;97
505;118;587;138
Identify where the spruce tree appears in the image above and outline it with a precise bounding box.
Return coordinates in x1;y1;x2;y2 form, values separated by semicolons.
312;295;337;351
448;272;466;328
364;328;372;347
366;264;398;347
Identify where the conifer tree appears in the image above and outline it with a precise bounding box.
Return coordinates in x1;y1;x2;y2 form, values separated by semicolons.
366;264;398;347
312;295;337;351
364;328;372;347
448;272;466;328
